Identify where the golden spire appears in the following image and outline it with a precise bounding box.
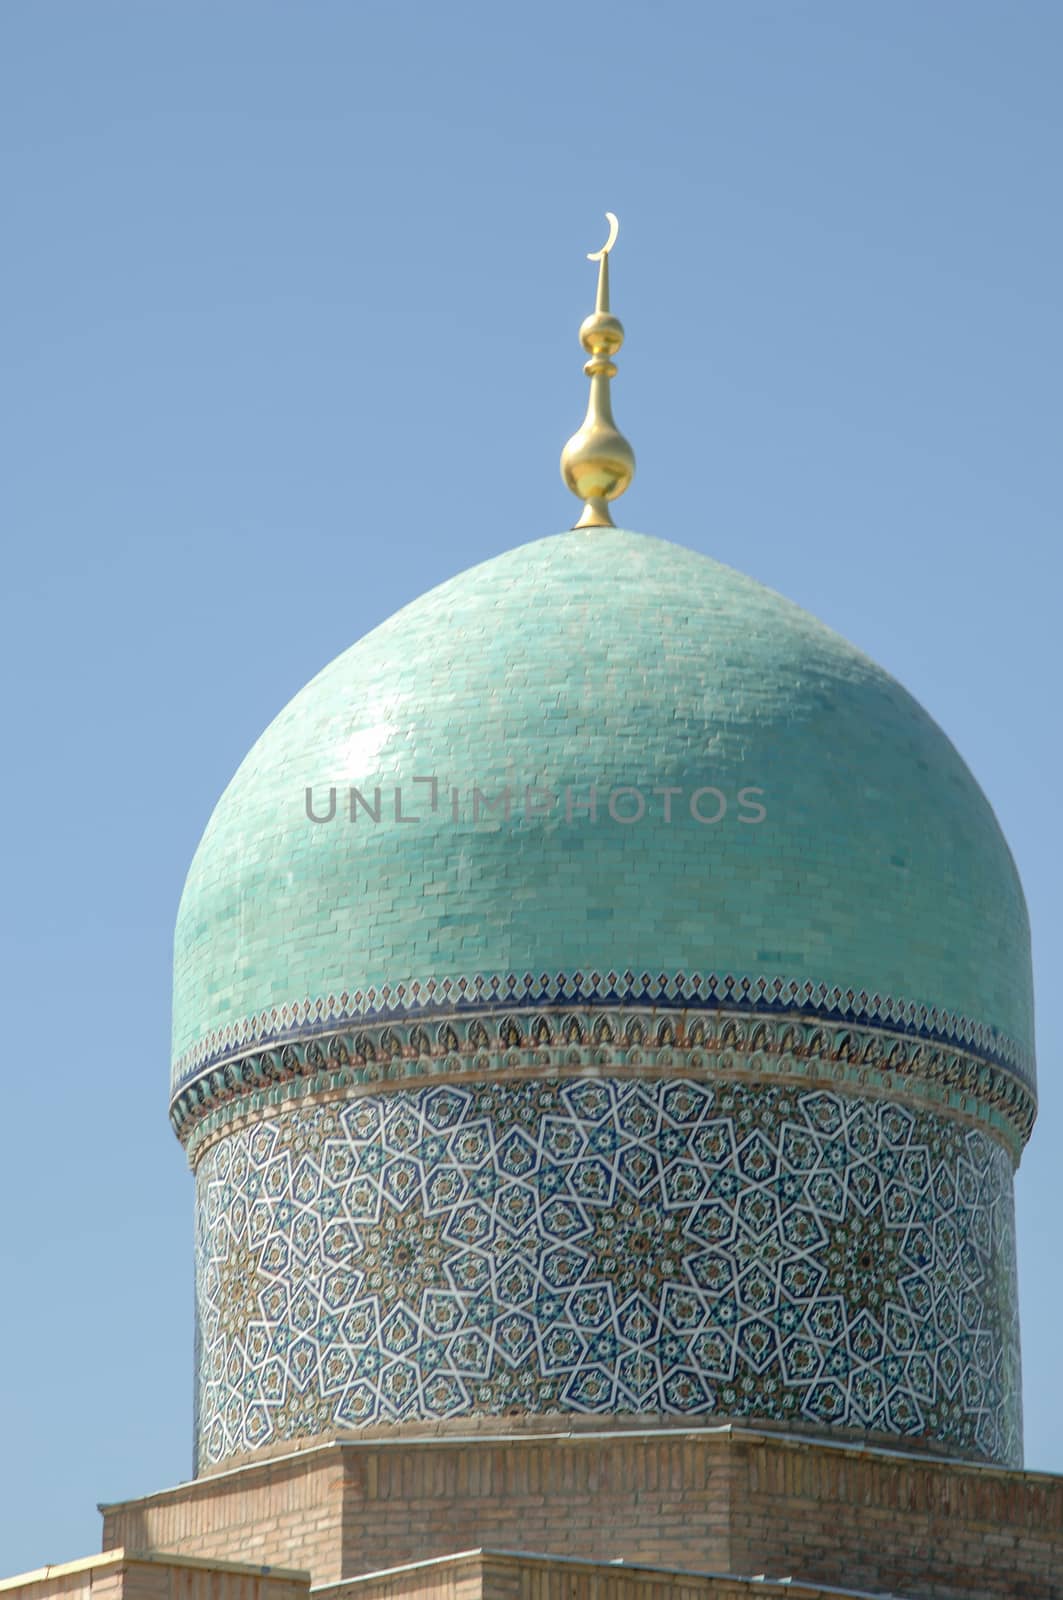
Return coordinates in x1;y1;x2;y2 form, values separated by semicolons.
560;212;636;529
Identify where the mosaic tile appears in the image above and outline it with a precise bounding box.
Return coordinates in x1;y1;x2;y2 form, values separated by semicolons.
193;1079;1021;1471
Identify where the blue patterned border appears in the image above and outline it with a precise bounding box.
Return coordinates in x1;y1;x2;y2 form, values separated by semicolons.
173;969;1035;1093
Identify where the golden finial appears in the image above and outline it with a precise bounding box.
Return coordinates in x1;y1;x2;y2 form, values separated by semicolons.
560;212;635;529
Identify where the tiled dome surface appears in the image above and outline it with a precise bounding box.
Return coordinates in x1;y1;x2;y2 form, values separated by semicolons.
172;528;1034;1089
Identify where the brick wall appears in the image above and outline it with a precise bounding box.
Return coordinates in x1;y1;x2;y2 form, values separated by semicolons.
729;1432;1063;1597
336;1434;737;1578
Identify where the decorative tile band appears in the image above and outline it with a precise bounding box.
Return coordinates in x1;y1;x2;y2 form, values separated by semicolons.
193;1077;1021;1472
171;970;1035;1098
172;1005;1036;1161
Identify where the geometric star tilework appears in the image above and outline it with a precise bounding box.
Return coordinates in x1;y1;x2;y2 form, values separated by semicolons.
193;1078;1021;1470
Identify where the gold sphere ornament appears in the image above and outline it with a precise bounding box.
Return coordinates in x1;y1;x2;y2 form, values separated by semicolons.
560;213;636;529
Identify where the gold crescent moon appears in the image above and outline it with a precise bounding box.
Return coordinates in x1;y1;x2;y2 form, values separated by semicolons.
587;211;619;262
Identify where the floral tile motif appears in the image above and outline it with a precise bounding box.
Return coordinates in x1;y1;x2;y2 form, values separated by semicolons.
194;1079;1021;1471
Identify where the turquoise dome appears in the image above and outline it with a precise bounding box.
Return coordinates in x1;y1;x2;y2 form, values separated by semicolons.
172;528;1034;1093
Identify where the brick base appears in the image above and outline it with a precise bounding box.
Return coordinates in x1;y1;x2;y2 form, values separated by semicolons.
99;1427;1063;1600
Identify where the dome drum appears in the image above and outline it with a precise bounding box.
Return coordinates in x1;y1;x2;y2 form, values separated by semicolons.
192;1069;1021;1470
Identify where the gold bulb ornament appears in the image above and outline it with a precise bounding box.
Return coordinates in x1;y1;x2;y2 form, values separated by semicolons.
560;212;636;529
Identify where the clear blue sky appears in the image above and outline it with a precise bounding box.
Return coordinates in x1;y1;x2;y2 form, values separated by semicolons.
1;0;1060;1576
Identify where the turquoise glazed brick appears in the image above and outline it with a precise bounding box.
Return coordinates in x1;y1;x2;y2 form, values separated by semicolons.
172;528;1034;1088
